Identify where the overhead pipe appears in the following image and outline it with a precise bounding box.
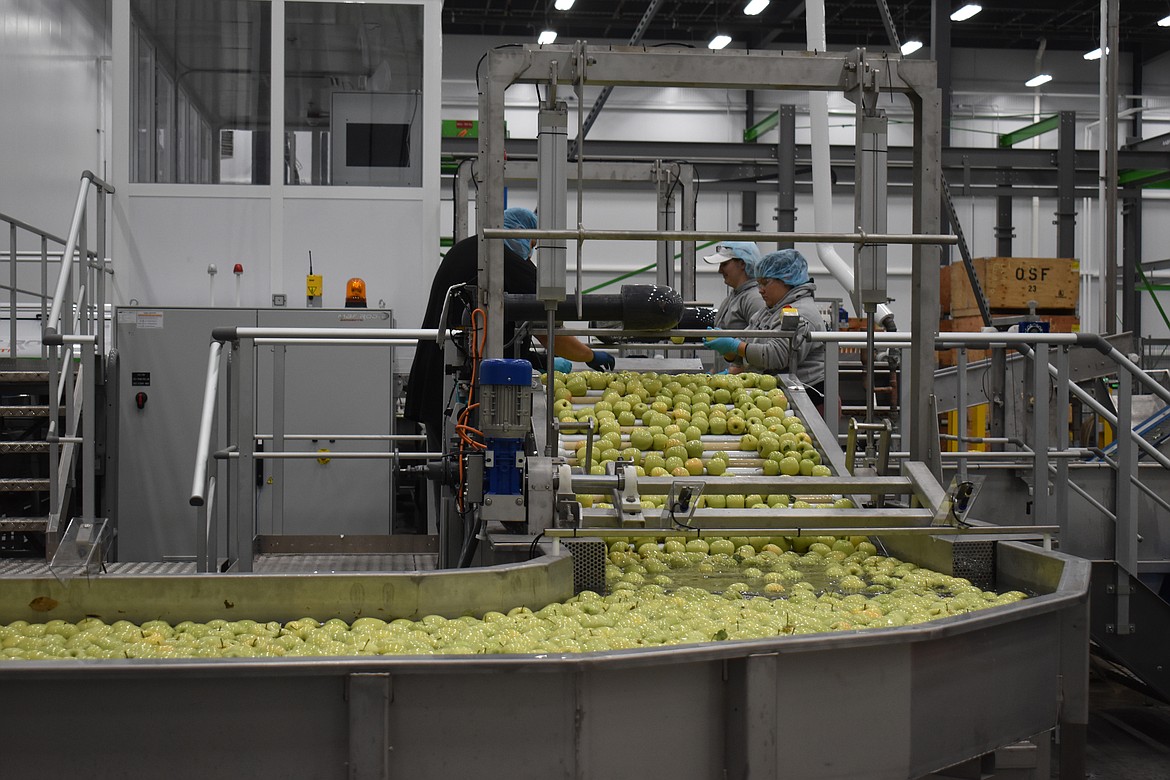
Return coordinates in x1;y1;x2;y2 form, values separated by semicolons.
805;0;896;331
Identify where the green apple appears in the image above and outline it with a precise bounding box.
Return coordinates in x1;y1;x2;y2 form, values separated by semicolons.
739;434;758;452
761;459;780;476
811;464;832;477
683;425;703;442
725;494;745;509
726;416;747;435
705;458;727;476
709;416;728;435
684;458;705;476
799;458;815;476
685;439;705;458
630;428;654;451
664;456;685;473
617;411;636;426
705;494;727;509
779;456;802;476
643;453;666;472
649;466;669;477
664;444;689;462
767;494;790;507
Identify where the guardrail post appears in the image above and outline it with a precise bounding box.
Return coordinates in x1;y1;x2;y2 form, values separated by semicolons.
82;339;95;521
1031;342;1050;527
8;223;16;354
1055;346;1070;536
1114;368;1136;634
236;336;257;572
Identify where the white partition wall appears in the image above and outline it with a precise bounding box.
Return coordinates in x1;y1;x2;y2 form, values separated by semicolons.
110;0;442;366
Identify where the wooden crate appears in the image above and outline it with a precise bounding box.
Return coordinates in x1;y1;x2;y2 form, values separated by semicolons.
937;314;1080;367
949;257;1079;317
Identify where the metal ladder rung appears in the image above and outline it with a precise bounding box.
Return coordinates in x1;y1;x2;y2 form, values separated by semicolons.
0;441;50;454
0;406;50;417
0;517;49;532
0;478;50;491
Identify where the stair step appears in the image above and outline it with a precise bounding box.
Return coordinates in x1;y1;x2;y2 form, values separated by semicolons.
0;441;50;454
0;406;50;417
0;371;50;383
0;478;50;492
0;517;49;533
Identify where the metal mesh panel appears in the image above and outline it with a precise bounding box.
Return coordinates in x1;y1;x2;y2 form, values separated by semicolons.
562;537;607;595
952;540;996;590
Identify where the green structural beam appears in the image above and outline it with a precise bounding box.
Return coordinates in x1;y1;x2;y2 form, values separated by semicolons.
744;110;779;142
997;115;1060;148
1118;169;1170;188
583;241;720;294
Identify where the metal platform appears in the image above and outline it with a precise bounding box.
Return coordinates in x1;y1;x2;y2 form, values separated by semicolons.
0;553;438;578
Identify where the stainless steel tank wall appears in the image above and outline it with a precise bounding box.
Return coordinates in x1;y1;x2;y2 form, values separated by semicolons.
0;541;1089;779
0;554;577;624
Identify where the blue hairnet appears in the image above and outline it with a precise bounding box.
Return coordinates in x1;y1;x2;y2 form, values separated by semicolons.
503;207;538;260
703;241;761;275
756;249;810;285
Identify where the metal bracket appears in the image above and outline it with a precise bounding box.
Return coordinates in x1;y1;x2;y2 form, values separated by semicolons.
662;479;706;528
932;474;987;527
606;461;645;527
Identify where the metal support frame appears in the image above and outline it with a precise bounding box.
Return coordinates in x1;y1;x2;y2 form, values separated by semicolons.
1121;185;1142;335
1056;111;1077;259
995;182;1014;257
478;45;943;473
775;105;797;248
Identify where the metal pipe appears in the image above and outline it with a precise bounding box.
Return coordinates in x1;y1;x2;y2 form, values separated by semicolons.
214;327;438;342
483;228;957;246
190;342;224;507
254;434;426;442
222;451;443;460
254;338;421;346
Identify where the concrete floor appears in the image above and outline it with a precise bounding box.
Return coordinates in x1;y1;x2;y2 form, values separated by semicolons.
1054;658;1170;779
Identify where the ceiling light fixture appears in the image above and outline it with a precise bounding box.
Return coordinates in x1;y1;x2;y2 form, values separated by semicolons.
1159;14;1170;27
554;0;575;10
709;34;732;49
950;4;982;22
901;39;923;55
743;0;769;15
1025;73;1053;88
538;30;558;45
1083;47;1107;60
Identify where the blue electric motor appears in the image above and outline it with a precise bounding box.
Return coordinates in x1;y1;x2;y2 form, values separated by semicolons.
477;359;533;497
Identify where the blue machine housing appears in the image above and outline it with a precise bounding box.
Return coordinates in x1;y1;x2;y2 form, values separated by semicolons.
479;358;532;498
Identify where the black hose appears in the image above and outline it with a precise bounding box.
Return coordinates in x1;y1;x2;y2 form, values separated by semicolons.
456;514;484;568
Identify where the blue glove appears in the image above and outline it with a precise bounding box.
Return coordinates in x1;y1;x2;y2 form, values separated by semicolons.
716;369;730;375
586;350;615;372
553;357;572;374
703;335;741;355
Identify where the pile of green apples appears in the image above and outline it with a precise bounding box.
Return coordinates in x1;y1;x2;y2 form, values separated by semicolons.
548;370;836;507
0;535;1025;660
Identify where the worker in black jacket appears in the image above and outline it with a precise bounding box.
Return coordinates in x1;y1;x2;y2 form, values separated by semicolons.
404;207;613;442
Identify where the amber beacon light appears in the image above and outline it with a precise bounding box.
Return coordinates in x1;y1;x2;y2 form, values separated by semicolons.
345;277;368;308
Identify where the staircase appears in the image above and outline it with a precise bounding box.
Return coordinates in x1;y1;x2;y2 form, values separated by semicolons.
0;359;56;556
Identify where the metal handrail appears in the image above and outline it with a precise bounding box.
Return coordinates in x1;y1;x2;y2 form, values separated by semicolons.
190;341;224;507
192;327;440;571
31;171;114;559
43;171;114;338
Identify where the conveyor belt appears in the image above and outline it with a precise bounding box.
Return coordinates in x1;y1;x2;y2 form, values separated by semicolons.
0;553;439;578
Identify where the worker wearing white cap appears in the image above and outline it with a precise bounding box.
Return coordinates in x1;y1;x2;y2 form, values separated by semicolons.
702;249;828;410
703;241;766;371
